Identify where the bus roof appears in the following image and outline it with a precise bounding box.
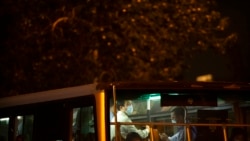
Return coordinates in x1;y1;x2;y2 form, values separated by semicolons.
0;83;98;109
1;81;250;109
97;81;250;90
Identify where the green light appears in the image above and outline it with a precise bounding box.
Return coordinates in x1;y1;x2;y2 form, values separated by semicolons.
149;93;161;100
138;93;161;100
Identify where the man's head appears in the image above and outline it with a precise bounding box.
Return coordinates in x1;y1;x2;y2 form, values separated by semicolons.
117;100;134;115
170;107;185;123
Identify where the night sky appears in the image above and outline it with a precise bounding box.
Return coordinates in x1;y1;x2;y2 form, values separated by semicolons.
184;0;250;82
0;0;249;83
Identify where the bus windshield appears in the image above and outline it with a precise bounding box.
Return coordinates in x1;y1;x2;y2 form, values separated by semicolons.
109;83;250;141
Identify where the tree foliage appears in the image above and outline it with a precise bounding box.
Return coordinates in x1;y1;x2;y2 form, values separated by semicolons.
0;0;237;96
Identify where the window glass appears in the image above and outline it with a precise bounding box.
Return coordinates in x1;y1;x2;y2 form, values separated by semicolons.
0;117;9;141
110;90;250;141
16;116;23;136
72;106;95;141
15;115;34;141
112;92;250;124
23;115;34;141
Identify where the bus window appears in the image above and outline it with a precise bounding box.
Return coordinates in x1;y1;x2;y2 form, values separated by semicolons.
0;117;9;141
110;88;250;141
73;106;95;141
15;115;34;141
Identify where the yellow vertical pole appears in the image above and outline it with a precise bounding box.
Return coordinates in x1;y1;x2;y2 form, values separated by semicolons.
186;125;191;141
223;126;228;141
150;127;154;141
95;90;106;141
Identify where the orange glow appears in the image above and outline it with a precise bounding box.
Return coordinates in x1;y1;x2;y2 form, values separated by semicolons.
95;90;106;141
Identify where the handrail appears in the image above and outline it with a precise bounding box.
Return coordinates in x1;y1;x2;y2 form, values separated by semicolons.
110;122;250;127
110;122;250;141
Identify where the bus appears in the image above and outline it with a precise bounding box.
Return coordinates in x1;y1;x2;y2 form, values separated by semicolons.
0;82;250;141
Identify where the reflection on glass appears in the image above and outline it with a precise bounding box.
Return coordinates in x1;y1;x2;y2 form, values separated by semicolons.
16;116;23;136
15;115;34;141
72;106;95;141
0;117;9;141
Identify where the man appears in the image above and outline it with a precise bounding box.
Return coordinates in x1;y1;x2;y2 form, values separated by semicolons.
160;107;197;141
110;99;150;140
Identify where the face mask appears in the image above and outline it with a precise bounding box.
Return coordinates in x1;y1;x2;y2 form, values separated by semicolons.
126;105;133;115
171;119;176;123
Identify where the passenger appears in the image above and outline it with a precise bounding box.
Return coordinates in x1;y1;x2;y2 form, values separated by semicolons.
229;127;247;141
110;100;150;140
159;106;197;141
126;132;143;141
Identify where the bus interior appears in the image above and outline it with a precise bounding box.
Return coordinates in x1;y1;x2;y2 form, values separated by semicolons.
109;84;250;141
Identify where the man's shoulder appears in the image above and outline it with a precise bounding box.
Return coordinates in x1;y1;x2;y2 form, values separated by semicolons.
117;111;130;122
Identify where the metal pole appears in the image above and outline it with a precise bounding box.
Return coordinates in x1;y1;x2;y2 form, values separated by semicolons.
223;126;228;141
112;84;120;141
183;107;187;141
186;125;191;141
147;99;151;122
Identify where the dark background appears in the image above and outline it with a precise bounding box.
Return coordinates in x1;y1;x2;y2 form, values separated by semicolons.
184;0;250;82
0;0;249;97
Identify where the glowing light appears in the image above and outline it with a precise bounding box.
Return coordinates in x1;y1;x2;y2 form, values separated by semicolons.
0;118;9;121
102;35;106;40
17;116;23;120
168;93;179;96
149;93;161;100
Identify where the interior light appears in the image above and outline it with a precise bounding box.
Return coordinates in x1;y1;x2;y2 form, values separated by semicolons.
149;93;161;100
168;93;179;95
17;116;23;120
0;118;9;121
